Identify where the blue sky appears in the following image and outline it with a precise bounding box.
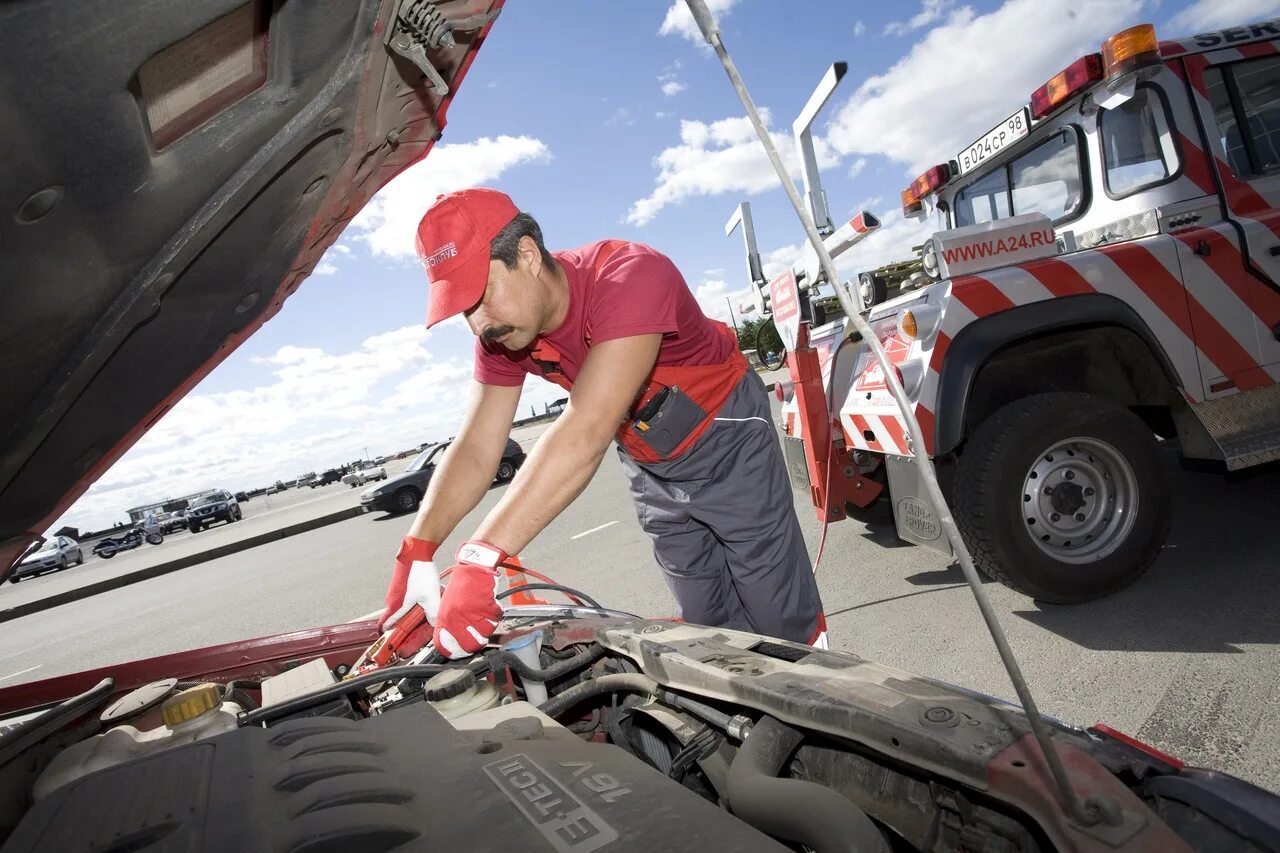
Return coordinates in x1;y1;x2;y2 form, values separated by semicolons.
56;0;1279;530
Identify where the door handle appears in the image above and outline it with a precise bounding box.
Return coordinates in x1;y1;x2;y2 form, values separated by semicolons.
1270;245;1280;257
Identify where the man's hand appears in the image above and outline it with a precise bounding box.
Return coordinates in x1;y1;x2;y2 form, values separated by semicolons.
432;540;505;658
379;536;441;631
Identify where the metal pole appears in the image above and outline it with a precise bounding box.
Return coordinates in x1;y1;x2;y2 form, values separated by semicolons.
725;296;740;334
683;0;1096;827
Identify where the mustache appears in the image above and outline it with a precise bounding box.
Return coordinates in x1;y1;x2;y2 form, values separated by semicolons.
481;324;515;344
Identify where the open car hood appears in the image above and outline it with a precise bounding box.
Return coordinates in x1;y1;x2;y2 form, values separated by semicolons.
0;0;503;571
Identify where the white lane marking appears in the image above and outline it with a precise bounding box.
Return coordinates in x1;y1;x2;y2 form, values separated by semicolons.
713;416;770;424
347;609;382;623
571;521;618;540
0;666;40;683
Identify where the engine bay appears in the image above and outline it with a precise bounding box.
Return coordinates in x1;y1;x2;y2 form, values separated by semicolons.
0;608;1272;852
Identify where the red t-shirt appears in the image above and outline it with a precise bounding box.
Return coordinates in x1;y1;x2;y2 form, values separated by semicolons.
474;240;734;387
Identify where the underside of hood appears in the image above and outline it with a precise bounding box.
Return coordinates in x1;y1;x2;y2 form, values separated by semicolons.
0;0;503;570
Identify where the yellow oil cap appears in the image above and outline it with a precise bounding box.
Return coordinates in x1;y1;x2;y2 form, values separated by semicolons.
161;683;221;727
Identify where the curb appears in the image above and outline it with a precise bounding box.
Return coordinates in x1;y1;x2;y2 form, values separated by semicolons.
0;506;365;624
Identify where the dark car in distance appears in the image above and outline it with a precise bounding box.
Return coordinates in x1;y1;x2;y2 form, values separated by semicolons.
360;438;525;514
310;468;345;488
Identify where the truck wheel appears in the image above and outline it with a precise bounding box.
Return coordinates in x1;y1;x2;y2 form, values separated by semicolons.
393;487;421;513
497;460;515;482
952;392;1169;604
857;272;887;309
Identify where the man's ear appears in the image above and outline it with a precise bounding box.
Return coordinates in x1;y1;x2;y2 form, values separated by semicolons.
519;235;542;277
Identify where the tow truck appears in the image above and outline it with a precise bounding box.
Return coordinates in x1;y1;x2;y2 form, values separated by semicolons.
743;19;1280;603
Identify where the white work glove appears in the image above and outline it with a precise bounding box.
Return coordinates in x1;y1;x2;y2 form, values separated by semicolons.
379;537;442;631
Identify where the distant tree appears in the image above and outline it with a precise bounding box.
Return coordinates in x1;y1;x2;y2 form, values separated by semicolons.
736;316;783;359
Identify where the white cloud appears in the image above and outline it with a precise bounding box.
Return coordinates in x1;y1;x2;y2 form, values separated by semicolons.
854;20;866;37
313;261;338;276
331;243;352;256
827;0;1145;176
659;62;687;97
607;107;637;127
52;324;565;532
350;135;552;260
1168;0;1280;34
626;111;838;226
884;0;955;35
658;0;743;43
848;157;868;179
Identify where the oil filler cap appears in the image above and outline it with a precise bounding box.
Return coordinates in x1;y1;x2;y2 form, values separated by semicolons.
161;683;221;726
424;668;476;701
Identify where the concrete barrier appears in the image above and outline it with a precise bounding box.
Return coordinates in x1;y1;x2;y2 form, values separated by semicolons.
0;506;365;624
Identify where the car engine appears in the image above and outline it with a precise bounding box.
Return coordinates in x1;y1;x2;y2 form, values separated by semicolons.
0;606;1272;852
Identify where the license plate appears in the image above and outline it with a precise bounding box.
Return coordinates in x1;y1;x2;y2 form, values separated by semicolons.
956;107;1029;176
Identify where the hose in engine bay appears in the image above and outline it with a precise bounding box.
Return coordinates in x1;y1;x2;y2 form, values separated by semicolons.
727;715;889;853
481;641;606;682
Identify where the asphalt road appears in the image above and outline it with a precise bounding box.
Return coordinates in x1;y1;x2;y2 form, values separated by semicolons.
0;402;1277;793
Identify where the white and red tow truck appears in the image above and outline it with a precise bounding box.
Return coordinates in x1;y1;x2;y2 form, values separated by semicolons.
741;19;1280;603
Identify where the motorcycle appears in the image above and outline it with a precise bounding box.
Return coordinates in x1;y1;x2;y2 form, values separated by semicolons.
91;525;163;559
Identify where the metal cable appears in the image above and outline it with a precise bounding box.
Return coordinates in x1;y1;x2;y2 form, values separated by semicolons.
683;0;1094;826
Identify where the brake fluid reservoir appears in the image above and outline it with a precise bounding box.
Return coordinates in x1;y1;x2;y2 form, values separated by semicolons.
33;683;240;801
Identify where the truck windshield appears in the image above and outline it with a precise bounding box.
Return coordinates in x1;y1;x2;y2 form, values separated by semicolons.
954;128;1083;227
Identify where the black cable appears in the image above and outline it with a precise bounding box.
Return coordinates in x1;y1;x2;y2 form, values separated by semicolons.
483;643;606;683
495;583;603;610
239;664;452;726
0;678;115;767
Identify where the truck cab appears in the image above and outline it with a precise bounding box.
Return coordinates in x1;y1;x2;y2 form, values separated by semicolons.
777;20;1280;602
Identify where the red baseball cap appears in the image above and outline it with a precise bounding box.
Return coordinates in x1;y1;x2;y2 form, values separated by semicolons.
415;188;520;327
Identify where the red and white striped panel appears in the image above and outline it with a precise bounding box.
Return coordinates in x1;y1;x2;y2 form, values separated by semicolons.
838;229;1278;456
1171;50;1280;381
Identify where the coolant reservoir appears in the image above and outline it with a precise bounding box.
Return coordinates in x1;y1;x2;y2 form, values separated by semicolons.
33;683;240;800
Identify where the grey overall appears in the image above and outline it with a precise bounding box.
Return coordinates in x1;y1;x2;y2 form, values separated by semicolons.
617;370;822;644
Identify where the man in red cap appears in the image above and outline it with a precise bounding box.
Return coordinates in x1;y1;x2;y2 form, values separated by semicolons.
380;187;825;658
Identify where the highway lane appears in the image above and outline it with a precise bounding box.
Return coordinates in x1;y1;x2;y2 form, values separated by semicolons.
0;404;1276;791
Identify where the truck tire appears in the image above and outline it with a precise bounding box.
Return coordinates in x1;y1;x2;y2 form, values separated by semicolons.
952;392;1169;604
497;460;515;482
393;487;421;513
858;272;887;310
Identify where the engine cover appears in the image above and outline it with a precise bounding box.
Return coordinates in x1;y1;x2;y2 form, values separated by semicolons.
5;699;786;852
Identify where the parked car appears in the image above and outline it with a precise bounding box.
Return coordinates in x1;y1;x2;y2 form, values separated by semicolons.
360;438;525;514
342;462;387;488
309;468;345;488
160;510;188;534
9;536;83;582
186;490;241;532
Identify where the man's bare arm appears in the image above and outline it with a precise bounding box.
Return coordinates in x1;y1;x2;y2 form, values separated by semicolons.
408;380;522;544
472;335;661;555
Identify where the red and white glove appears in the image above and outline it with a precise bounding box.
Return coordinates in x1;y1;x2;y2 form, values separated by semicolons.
432;540;506;659
379;536;441;632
